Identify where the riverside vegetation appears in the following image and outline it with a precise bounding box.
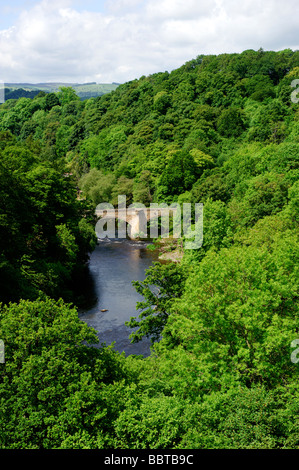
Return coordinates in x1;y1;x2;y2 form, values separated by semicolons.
0;49;298;449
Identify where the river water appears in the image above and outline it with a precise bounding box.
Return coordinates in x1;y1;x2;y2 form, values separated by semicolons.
78;238;162;357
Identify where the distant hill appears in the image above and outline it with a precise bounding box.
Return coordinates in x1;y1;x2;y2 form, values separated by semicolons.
4;82;120;100
4;88;42;100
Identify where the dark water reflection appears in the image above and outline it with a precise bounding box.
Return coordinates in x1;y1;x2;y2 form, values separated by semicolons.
78;238;161;357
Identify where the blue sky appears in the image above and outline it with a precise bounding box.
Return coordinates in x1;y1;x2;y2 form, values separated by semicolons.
0;1;28;29
0;0;298;84
0;0;108;29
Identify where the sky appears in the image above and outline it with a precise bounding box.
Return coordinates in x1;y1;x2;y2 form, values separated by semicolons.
0;0;298;84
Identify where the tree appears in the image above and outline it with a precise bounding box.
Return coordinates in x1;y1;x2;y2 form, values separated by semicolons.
45;93;60;111
216;107;247;137
0;297;130;448
57;87;80;106
0;159;35;302
79;168;115;205
158;150;199;198
153;91;171;114
126;262;187;344
111;175;134;206
240;172;289;225
178;385;295;449
163;237;299;388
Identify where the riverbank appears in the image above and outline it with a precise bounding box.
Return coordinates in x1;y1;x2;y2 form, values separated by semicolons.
78;238;160;357
147;238;184;263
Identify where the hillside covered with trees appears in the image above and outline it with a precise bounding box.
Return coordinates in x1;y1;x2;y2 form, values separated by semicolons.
4;82;119;101
0;49;298;449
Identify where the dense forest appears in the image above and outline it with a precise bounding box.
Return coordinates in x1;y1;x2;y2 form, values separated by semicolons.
4;88;43;100
4;82;119;101
0;49;298;449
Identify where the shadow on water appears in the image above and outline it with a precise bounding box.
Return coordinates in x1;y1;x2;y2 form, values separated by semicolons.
77;238;161;357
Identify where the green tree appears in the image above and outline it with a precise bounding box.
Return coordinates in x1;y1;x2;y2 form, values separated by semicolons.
79;168;115;205
153;91;172;114
216;107;247;137
164;236;299;388
0;297;130;448
126;262;187;344
45;93;60;111
239;172;290;225
57;87;80;106
158;150;199;198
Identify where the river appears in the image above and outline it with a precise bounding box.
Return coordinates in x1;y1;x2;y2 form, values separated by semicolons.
78;238;162;357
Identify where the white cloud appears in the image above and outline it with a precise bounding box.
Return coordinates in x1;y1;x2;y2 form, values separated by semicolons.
145;0;214;21
0;0;298;83
105;0;145;14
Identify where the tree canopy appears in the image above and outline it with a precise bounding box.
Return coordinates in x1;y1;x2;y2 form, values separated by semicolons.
0;49;298;449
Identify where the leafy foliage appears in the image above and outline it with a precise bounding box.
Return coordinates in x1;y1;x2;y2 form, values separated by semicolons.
0;49;299;449
0;297;131;448
126;262;188;344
